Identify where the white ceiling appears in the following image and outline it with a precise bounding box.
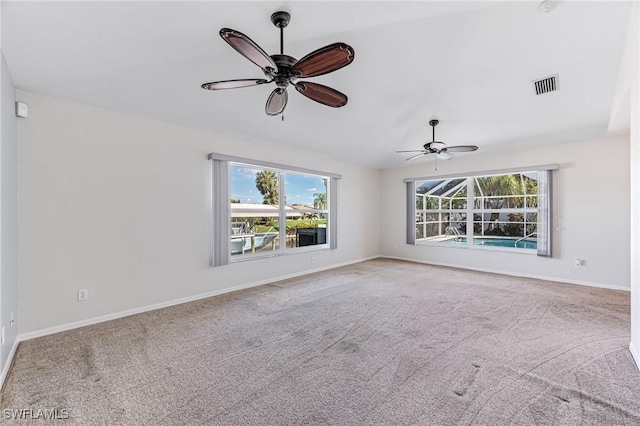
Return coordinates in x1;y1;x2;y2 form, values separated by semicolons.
2;1;632;169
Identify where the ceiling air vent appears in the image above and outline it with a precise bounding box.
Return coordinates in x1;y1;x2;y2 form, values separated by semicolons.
533;74;558;95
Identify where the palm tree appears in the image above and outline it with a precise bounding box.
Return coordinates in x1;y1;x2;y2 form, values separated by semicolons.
255;170;279;205
313;192;327;210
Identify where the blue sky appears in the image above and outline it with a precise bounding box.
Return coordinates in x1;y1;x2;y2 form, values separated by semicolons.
231;165;327;206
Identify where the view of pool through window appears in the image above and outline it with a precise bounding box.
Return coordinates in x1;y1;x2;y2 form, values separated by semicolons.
444;237;537;249
415;171;540;251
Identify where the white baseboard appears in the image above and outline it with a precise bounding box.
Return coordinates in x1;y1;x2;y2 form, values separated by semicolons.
18;255;380;342
631;342;640;371
380;255;630;292
0;338;20;392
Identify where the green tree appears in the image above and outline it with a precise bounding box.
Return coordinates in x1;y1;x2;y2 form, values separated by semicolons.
524;175;538;207
255;170;279;205
313;192;327;210
475;174;520;208
475;174;521;235
230;198;241;204
504;213;524;237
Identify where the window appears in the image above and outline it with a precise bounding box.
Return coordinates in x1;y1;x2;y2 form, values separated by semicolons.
406;166;555;256
210;154;340;266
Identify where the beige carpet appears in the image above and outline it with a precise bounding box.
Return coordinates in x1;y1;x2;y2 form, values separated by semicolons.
2;259;639;425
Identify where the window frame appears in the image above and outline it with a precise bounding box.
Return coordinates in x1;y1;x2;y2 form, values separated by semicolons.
209;153;341;266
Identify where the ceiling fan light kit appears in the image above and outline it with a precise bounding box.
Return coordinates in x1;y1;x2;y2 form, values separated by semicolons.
396;119;479;162
436;151;454;160
202;11;355;117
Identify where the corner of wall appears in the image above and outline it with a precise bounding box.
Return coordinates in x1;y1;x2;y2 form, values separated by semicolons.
0;338;18;391
628;1;640;370
630;342;640;371
0;50;19;390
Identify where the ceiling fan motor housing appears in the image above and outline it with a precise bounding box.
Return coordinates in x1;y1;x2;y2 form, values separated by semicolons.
269;54;299;88
426;141;446;151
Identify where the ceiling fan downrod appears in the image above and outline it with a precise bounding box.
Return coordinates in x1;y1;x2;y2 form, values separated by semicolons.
429;119;439;141
270;11;290;55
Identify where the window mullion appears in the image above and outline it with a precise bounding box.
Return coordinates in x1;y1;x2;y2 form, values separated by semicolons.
278;171;286;252
466;178;473;246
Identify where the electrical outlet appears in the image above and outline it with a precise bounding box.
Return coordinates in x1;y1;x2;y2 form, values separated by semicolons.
575;258;586;267
10;312;14;326
78;289;89;301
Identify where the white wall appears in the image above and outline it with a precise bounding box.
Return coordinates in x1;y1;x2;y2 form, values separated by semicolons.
380;136;630;290
0;53;18;377
16;90;381;335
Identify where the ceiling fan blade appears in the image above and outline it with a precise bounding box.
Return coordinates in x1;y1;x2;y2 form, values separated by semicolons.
406;153;429;162
292;42;355;78
201;79;270;90
395;150;426;153
444;145;479;153
265;88;288;116
295;82;347;108
220;28;278;72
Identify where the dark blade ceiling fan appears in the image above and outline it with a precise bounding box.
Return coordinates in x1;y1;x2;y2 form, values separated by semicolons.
396;120;479;161
201;11;355;116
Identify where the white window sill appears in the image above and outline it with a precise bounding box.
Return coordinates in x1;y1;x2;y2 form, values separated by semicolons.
230;244;330;263
415;241;537;255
